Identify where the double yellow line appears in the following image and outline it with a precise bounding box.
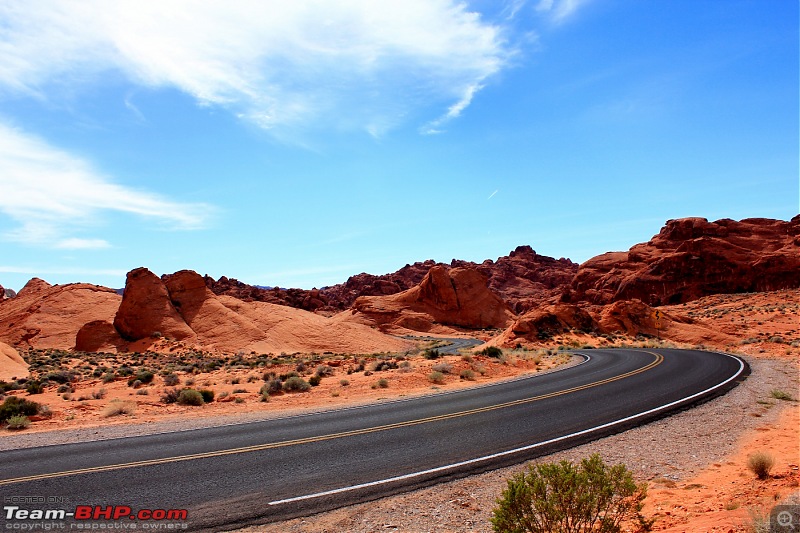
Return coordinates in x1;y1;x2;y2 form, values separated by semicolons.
1;351;663;486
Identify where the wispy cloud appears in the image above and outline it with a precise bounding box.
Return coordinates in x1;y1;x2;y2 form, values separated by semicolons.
0;265;129;277
55;238;112;250
0;123;211;247
421;82;484;135
536;0;589;22
0;1;512;139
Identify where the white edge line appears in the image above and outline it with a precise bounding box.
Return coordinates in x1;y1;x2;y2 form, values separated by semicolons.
268;351;745;506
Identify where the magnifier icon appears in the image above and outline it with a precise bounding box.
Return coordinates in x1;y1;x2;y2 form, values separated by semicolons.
777;510;795;530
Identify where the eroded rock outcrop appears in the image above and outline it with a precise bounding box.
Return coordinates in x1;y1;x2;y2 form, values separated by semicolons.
346;266;514;334
566;216;800;306
113;268;196;342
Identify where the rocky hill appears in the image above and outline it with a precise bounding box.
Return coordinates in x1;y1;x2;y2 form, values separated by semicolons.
565;216;800;306
343;266;514;334
205;246;577;314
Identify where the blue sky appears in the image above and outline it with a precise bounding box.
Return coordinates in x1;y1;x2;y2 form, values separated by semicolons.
0;0;797;291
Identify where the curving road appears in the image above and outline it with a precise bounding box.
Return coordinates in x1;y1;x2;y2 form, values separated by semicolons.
0;349;747;531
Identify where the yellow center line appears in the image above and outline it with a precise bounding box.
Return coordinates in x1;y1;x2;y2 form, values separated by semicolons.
1;351;663;486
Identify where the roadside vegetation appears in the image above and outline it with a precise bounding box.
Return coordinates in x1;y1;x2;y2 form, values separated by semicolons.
2;344;572;428
492;454;651;533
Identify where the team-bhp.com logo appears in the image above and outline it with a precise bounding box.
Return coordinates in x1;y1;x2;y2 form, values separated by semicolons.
4;503;188;530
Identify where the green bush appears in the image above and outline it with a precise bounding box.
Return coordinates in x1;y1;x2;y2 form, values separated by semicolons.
198;389;215;403
309;375;321;386
25;381;44;395
423;348;441;360
283;376;311;392
6;415;30;430
177;389;204;406
377;378;389;388
479;346;503;358
491;454;649;533
128;369;154;387
0;396;41;423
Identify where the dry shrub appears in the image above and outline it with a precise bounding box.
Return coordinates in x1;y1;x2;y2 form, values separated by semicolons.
101;400;136;418
747;452;775;480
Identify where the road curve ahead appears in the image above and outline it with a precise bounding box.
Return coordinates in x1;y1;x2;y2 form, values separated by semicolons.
0;349;747;531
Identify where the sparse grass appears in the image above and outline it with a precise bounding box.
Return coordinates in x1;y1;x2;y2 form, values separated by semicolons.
101;400;136;417
771;389;795;401
376;378;389;388
339;379;350;387
747;452;775;480
91;388;107;400
460;369;476;381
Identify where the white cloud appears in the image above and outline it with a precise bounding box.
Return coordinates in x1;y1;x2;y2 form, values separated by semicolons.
0;123;211;247
0;1;512;138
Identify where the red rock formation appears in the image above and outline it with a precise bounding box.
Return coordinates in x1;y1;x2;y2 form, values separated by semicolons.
163;270;267;351
75;320;126;352
0;279;121;349
566;216;800;306
113;268;196;342
0;341;28;380
454;246;578;313
505;304;597;342
203;275;330;311
206;248;577;314
346;266;514;334
596;299;734;345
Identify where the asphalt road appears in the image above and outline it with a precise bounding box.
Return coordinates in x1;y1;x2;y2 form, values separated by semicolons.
0;348;747;531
